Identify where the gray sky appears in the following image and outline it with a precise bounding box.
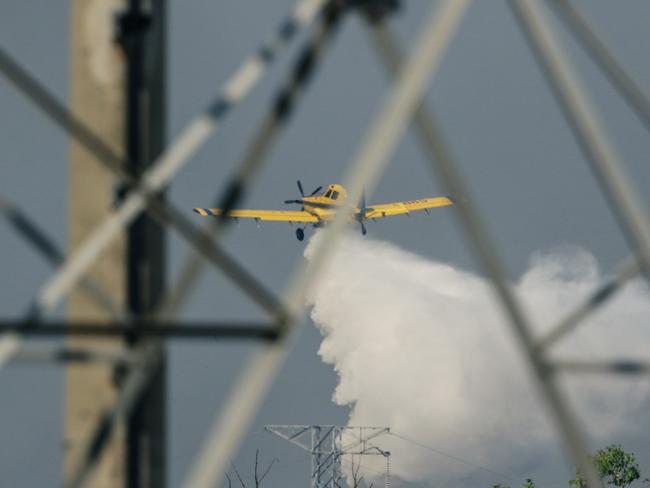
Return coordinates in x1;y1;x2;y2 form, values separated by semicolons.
1;0;650;486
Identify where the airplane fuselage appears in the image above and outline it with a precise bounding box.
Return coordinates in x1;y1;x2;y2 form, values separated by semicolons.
299;183;352;222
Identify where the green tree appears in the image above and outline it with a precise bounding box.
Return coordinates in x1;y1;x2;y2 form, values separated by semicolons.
569;444;641;488
569;475;586;488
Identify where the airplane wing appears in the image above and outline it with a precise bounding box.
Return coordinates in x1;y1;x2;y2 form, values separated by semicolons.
363;196;453;219
193;207;318;223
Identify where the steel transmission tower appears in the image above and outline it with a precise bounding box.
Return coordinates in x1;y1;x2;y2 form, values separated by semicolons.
266;425;390;488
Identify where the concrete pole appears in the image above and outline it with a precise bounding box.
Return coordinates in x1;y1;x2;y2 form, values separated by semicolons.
66;1;128;486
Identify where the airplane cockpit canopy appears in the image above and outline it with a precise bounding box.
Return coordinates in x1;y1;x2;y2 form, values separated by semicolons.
323;184;346;202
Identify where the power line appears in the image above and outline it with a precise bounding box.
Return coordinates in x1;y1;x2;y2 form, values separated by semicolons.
389;432;525;485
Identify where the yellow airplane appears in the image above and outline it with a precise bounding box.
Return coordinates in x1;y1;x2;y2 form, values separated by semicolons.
194;181;454;241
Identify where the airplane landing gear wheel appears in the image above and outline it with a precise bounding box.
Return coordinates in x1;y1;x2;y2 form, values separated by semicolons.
296;228;305;241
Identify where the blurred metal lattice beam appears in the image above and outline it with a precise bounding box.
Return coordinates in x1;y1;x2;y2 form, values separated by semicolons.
0;193;123;319
0;320;279;340
10;347;133;366
552;360;650;376
535;254;642;350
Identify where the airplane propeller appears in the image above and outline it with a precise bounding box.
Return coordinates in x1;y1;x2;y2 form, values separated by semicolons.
284;180;322;205
357;190;368;235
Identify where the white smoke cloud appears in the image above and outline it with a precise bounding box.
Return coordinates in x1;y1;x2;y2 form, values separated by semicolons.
304;233;650;486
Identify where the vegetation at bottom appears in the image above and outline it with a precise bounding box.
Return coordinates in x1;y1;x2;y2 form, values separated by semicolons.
493;444;649;488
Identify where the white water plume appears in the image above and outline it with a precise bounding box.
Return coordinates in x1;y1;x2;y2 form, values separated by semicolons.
304;232;650;486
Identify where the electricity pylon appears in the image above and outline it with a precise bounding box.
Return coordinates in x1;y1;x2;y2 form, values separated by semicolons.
265;425;390;488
